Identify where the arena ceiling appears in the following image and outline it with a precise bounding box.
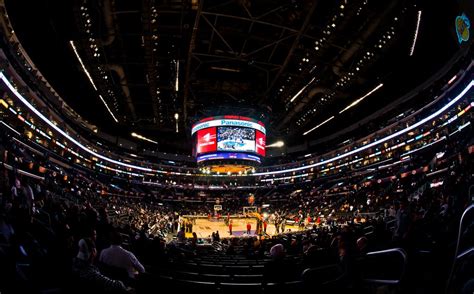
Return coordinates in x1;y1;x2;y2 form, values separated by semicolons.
3;0;467;154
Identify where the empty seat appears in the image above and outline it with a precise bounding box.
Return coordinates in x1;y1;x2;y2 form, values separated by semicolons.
233;274;263;283
173;278;218;293
200;273;232;282
219;282;263;293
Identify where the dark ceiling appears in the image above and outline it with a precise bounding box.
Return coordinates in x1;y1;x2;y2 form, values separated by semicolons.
3;0;465;154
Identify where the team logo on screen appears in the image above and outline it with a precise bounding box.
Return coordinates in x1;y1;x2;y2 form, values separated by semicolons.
197;128;217;154
456;13;470;44
203;133;211;142
255;131;266;156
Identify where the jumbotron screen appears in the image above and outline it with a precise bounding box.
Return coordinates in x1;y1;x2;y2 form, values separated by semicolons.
192;116;266;161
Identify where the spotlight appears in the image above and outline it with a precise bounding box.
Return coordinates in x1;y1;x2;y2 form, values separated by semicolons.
267;141;285;148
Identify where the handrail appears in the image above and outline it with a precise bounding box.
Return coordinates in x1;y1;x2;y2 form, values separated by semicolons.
366;248;407;260
468;185;474;203
364;247;408;285
455;247;474;260
0;161;45;180
446;204;474;293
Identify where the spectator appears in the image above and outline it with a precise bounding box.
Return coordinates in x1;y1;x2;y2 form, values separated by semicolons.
99;232;145;279
177;227;186;243
356;236;369;255
394;199;411;244
73;238;129;293
264;244;292;282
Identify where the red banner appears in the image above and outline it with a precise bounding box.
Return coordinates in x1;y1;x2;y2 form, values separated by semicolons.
256;130;266;156
196;127;217;154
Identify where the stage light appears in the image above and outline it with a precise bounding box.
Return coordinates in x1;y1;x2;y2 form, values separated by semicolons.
448;75;457;85
174;113;179;133
255;79;474;176
131;132;158;144
98;95;118;122
70;41;118;123
303;116;335;136
339;83;383;114
290;77;316;103
0;73;154;172
175;60;179;92
267;141;284;148
409;11;422;56
69;41;97;90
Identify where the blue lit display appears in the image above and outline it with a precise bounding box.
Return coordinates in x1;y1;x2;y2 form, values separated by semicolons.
196;152;261;163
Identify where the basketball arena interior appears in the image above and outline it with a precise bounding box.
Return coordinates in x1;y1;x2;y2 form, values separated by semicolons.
0;0;473;293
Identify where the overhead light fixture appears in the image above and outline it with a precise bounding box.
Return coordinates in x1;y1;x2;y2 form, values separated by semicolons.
70;40;118;123
131;132;158;144
448;75;457;85
210;66;240;73
267;141;284;148
303;116;335;136
69;41;97;90
409;10;422;56
99;95;118;122
175;60;179;92
339;83;384;114
0;72;152;172
174;113;179;133
255;80;474;176
290;77;316;103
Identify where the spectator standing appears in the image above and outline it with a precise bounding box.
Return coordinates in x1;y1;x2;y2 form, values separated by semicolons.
99;231;145;279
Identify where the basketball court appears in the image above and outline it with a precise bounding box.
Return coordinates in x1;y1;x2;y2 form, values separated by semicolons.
183;217;304;239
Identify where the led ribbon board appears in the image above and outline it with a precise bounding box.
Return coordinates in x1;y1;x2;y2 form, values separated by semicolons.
192;118;266;135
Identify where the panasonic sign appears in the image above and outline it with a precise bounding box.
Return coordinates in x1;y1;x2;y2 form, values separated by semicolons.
192;119;266;135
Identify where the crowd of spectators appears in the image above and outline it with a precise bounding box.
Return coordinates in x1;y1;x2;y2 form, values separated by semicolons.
0;127;473;293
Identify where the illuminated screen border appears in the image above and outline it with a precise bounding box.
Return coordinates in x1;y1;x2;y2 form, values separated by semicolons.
196;152;261;163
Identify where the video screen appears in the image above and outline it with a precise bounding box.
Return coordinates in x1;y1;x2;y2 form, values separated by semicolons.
196;127;217;154
217;127;255;152
256;130;266;156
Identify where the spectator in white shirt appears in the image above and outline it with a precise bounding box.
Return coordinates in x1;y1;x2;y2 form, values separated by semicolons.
99;231;145;279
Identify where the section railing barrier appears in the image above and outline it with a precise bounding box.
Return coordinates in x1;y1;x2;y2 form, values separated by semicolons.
468;185;474;204
446;204;474;293
362;247;408;286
